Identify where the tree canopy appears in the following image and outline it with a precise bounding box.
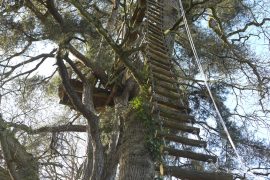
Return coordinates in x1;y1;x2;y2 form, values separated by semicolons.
0;0;270;179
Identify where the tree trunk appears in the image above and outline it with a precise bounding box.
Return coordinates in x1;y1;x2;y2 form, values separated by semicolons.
118;110;155;180
162;0;180;55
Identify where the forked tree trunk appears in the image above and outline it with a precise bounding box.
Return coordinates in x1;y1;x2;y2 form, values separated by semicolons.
118;110;155;180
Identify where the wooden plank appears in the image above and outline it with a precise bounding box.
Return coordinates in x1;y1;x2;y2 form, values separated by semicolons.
151;94;181;110
148;31;163;41
154;80;177;92
148;59;171;71
150;64;172;77
147;38;165;50
161;166;233;180
148;47;169;59
148;53;170;66
148;22;163;31
147;33;164;45
163;147;217;163
151;83;178;95
148;42;168;54
155;104;195;122
148;19;162;27
147;8;160;17
152;72;177;84
147;13;162;22
162;119;198;133
157;132;207;147
148;26;162;36
148;0;163;9
148;34;164;45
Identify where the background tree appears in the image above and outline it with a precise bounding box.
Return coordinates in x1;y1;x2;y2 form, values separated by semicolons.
0;0;269;179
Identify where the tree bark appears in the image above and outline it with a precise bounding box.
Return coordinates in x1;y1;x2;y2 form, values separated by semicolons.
162;0;180;55
82;79;104;180
0;116;39;180
118;110;155;180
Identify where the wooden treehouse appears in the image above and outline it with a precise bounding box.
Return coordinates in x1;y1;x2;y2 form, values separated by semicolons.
58;79;114;110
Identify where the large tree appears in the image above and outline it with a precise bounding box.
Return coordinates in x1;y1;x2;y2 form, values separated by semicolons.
0;0;269;179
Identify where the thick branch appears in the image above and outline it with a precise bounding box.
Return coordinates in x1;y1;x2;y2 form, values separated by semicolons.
0;116;39;180
67;0;145;85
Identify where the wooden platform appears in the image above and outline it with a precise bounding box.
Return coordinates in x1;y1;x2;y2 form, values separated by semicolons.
58;79;114;109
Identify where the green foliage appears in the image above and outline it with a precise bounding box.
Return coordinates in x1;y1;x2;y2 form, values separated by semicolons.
46;75;61;97
131;96;162;161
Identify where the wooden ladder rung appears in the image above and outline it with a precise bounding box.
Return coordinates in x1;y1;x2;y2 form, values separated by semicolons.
157;132;207;148
154;80;177;93
147;13;162;21
148;18;163;27
148;35;164;46
163;147;217;163
151;94;181;110
150;64;172;77
147;39;166;50
148;59;171;71
147;8;161;17
148;43;168;54
155;105;195;122
162;120;198;133
151;93;190;112
148;33;164;43
152;72;177;84
148;0;163;9
148;26;163;35
148;22;163;31
149;47;169;60
148;54;170;67
160;166;233;180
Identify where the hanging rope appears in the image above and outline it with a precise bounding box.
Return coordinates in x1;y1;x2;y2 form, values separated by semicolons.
176;0;256;176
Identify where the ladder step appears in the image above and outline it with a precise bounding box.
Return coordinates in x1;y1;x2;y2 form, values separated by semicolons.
148;22;163;31
151;83;178;96
148;43;168;54
148;16;163;26
151;94;187;111
160;166;233;180
150;64;172;77
148;27;162;37
156;105;195;122
154;80;177;93
148;33;164;45
148;24;163;34
148;33;164;43
148;59;171;71
162;120;198;133
148;0;163;9
147;13;162;22
148;53;170;66
149;47;169;60
147;8;161;17
148;30;163;40
152;72;177;84
147;39;166;51
157;132;207;147
151;94;190;113
163;147;217;163
148;20;162;28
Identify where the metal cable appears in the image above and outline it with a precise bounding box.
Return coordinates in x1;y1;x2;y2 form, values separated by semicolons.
177;0;255;176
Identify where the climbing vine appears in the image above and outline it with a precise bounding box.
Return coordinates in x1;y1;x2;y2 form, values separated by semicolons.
131;95;162;161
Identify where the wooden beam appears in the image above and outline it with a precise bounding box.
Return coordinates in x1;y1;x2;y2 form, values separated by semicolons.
163;166;233;180
163;147;217;163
